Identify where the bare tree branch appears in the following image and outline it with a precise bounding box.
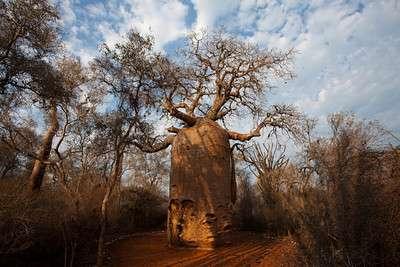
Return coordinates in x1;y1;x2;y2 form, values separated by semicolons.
133;135;175;153
167;126;181;134
156;30;295;126
228;104;305;142
162;98;197;126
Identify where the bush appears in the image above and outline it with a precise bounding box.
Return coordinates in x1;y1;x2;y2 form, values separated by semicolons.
117;186;167;232
0;176;168;266
237;114;400;266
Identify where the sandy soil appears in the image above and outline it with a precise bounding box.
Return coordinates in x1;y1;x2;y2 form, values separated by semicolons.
109;231;303;267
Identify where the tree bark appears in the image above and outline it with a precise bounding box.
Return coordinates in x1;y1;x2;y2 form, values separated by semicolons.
134;135;175;153
29;101;59;192
168;118;235;248
163;99;197;126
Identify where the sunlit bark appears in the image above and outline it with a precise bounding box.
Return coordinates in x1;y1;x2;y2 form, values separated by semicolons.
29;101;59;191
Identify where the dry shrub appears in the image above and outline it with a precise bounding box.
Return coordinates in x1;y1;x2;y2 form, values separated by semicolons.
0;179;67;266
295;114;400;266
234;173;258;230
0;176;107;266
116;186;167;233
0;172;168;266
236;144;301;235
237;114;400;266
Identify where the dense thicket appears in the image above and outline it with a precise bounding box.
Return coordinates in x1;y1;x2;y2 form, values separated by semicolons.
235;114;400;266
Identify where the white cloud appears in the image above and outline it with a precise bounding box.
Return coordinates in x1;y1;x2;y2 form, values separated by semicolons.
57;0;190;65
93;0;189;51
290;1;400;134
256;3;286;32
124;0;189;49
85;3;106;17
58;0;76;25
216;0;400;135
191;0;240;31
55;0;400;136
97;21;124;49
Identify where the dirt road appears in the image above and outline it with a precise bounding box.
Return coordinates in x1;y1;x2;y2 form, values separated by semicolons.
109;231;302;266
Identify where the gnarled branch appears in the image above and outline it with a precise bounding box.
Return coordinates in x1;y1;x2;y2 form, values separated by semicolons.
163;98;197;126
228;124;264;142
228;105;304;142
167;126;181;134
133;135;175;153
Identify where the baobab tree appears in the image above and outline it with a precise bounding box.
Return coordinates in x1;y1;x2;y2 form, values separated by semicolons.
132;31;305;248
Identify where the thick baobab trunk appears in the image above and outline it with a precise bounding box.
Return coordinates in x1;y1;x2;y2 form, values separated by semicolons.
168;118;236;249
29;102;59;191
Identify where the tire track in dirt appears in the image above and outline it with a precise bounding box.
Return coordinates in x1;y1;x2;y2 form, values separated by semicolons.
172;243;264;267
109;231;302;267
193;244;267;266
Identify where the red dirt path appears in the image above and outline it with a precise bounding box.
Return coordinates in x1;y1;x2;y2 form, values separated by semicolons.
109;231;303;267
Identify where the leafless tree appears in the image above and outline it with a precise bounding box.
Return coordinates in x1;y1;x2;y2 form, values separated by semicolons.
241;143;289;198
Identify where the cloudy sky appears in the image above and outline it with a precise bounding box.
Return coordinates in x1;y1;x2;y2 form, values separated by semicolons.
55;0;400;139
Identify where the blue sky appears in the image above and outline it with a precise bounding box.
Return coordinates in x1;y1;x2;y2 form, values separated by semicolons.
55;0;400;140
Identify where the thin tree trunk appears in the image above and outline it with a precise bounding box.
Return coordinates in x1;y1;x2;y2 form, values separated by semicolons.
96;151;123;267
29;101;59;191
